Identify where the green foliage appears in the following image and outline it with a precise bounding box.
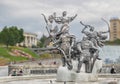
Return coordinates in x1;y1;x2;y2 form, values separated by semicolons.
38;34;48;48
39;53;52;59
39;53;61;60
0;57;10;65
104;39;120;45
0;47;28;61
10;46;39;58
0;26;24;48
0;46;39;62
18;29;24;43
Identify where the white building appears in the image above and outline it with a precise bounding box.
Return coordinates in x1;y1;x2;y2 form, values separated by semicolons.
18;32;38;47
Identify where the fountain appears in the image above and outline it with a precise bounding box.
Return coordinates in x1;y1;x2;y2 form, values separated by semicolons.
2;11;119;84
41;11;109;83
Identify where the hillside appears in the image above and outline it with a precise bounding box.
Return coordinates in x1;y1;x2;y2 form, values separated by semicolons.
0;46;39;65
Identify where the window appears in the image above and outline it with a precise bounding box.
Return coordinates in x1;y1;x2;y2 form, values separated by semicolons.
113;22;117;25
113;30;117;33
113;25;116;28
113;28;116;30
113;36;117;39
114;33;117;36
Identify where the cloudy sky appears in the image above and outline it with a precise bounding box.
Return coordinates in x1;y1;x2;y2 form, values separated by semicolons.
0;0;120;40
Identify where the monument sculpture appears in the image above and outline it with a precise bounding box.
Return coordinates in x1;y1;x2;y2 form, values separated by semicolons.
42;11;109;82
76;36;98;73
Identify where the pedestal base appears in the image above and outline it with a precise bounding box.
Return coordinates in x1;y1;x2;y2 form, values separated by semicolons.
76;73;98;82
56;59;100;82
56;66;76;82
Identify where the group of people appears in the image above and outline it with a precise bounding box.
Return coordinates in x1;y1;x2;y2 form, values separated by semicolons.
9;68;23;76
42;11;109;73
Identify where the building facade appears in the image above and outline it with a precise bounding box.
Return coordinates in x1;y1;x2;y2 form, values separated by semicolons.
110;18;120;41
18;32;38;47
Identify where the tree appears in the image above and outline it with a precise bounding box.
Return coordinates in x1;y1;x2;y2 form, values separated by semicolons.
18;29;24;43
0;26;25;48
104;39;120;45
38;34;48;48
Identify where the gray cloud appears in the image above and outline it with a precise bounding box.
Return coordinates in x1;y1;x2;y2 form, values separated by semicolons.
0;0;120;39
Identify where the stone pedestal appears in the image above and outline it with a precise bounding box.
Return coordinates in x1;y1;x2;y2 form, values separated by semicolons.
56;59;101;82
56;66;98;82
72;60;85;73
76;73;98;82
92;59;103;73
56;66;76;82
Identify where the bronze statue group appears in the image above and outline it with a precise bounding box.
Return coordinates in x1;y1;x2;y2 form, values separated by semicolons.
42;11;109;73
